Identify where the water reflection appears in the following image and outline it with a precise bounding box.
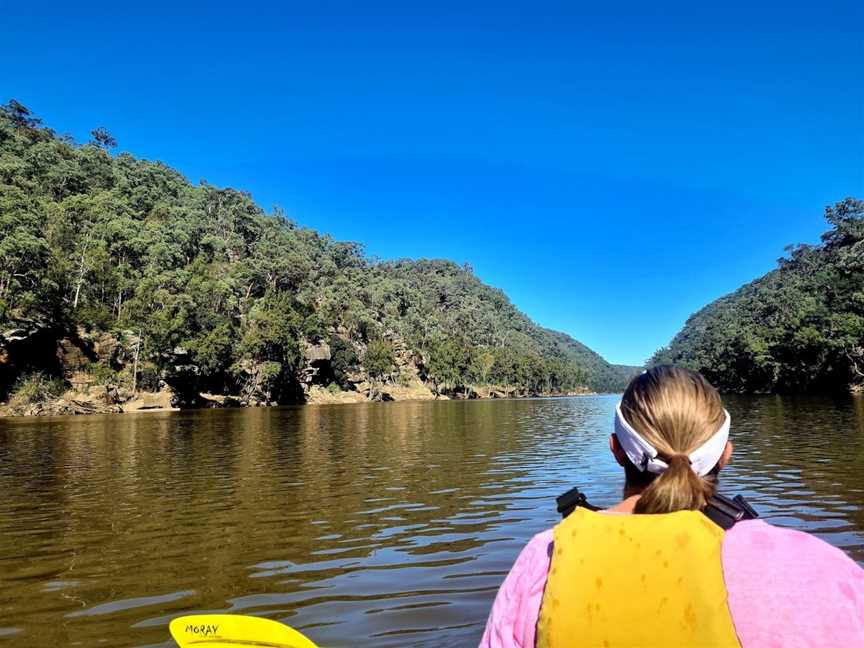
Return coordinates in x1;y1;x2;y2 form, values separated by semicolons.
0;395;862;646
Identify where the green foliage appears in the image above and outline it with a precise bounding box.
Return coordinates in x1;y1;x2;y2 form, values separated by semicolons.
469;349;496;385
330;336;359;387
363;339;396;381
652;198;864;393
0;100;634;401
8;373;65;408
426;337;470;389
1;99;42;129
86;361;118;386
237;293;302;371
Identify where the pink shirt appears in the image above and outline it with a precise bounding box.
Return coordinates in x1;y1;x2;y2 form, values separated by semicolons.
480;519;864;647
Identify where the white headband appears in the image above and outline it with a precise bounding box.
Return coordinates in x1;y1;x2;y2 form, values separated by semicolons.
613;402;730;476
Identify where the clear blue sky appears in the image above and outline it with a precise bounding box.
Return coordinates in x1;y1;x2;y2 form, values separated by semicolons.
3;1;862;365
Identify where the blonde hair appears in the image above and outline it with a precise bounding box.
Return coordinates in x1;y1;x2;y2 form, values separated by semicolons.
620;366;726;514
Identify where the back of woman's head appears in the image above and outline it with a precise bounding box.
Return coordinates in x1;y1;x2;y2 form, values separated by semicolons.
620;365;726;514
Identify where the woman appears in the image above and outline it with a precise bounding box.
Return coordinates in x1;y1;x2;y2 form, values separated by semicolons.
480;366;864;647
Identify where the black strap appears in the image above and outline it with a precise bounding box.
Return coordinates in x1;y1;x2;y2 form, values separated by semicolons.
556;486;600;518
702;493;759;530
557;487;758;529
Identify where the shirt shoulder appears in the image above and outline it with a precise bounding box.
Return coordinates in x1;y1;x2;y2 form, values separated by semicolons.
723;520;864;648
478;529;554;648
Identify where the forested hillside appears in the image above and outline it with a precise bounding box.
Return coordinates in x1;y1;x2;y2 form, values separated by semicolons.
0;100;634;409
652;198;864;393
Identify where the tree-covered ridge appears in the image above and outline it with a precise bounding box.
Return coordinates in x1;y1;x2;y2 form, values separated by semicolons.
0;100;634;404
652;198;864;393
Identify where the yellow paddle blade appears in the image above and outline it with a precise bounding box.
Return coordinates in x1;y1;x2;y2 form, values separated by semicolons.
169;614;318;648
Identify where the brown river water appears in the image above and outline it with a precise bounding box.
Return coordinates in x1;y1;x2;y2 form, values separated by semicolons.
1;395;863;647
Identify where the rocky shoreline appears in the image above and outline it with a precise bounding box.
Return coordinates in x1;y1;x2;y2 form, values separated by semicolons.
0;321;594;418
0;384;594;418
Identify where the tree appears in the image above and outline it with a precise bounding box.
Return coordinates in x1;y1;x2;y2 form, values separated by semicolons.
0;99;41;129
427;337;470;393
469;348;496;385
330;337;359;387
363;339;396;382
90;127;117;150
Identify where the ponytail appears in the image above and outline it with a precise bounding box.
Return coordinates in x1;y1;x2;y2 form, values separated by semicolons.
633;453;715;514
619;366;726;515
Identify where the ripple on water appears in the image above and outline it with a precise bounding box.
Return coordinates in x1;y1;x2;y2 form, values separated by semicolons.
0;395;862;647
65;591;197;618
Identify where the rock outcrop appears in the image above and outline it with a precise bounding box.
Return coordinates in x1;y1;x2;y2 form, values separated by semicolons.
122;389;178;412
304;385;368;405
198;392;243;407
300;342;334;388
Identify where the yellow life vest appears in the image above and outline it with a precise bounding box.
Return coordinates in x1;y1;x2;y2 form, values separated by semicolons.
536;507;741;648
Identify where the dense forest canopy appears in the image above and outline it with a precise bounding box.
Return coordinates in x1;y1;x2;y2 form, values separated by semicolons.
652;198;864;393
0;100;635;403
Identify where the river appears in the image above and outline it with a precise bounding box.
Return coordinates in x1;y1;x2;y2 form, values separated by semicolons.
1;395;862;646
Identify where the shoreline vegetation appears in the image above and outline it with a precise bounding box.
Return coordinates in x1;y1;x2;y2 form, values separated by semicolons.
651;198;864;394
0;328;599;418
0;100;638;418
0;376;598;418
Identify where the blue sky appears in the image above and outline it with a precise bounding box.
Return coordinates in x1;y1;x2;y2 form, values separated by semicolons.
3;1;862;365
